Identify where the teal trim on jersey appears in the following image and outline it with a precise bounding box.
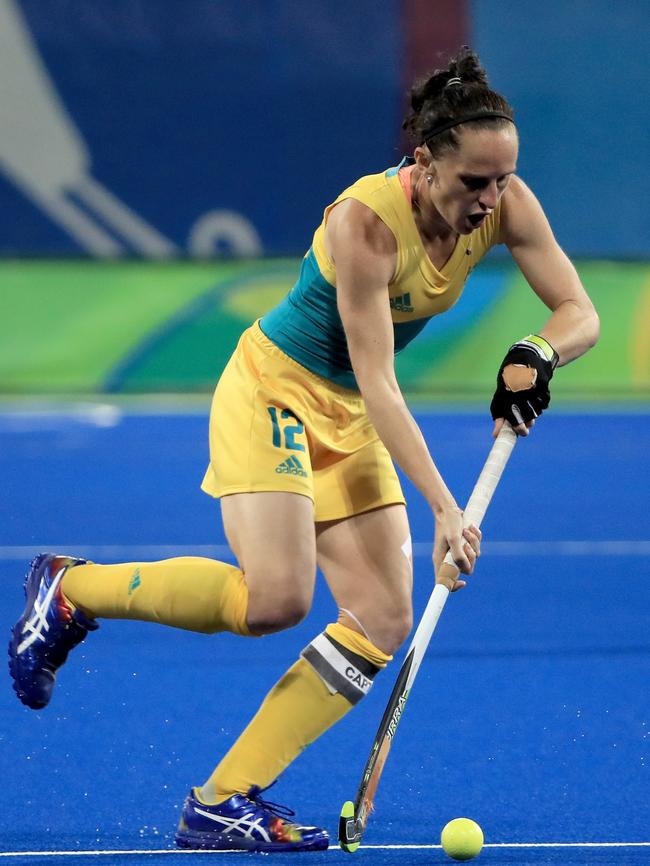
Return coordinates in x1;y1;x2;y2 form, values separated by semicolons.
260;248;356;387
260;238;434;390
393;317;431;349
385;156;412;178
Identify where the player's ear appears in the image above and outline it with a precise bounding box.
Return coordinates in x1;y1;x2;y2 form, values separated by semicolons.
413;145;433;173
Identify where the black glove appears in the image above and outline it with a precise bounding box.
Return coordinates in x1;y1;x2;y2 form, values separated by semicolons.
490;335;559;428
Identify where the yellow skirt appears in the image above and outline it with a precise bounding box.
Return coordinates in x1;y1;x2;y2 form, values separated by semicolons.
201;321;405;522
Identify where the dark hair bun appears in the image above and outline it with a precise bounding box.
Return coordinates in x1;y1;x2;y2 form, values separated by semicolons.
408;46;488;113
403;47;513;156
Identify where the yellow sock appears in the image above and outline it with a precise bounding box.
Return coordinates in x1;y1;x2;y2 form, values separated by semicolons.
61;557;250;636
200;622;391;803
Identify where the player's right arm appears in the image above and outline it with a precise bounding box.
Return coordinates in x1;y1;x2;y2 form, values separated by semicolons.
325;199;477;581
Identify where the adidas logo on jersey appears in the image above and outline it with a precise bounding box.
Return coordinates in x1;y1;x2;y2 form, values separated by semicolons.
390;292;414;313
275;456;308;477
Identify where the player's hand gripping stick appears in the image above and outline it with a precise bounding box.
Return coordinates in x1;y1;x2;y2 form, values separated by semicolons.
490;335;559;430
338;423;518;852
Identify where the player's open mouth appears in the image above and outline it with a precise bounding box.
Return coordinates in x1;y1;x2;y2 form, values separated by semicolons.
467;213;488;228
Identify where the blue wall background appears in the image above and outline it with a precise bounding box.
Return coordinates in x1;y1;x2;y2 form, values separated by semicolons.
470;0;650;257
0;0;647;258
0;1;402;257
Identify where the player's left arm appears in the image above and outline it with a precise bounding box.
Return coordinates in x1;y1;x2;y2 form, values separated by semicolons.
490;176;600;436
501;175;600;364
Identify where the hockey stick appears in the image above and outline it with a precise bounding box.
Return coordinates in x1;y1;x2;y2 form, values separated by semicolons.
338;422;518;852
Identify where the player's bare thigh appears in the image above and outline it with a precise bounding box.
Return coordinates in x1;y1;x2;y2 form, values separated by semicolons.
315;503;413;655
221;491;317;635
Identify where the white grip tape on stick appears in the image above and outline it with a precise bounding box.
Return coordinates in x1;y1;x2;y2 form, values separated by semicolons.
443;424;517;568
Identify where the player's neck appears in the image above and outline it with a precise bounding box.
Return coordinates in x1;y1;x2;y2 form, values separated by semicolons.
411;170;457;244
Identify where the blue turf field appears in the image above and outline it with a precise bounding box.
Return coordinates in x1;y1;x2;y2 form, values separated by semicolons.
1;407;649;865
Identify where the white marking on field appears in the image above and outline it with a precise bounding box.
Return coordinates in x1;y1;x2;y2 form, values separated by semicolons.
0;841;650;856
0;541;649;563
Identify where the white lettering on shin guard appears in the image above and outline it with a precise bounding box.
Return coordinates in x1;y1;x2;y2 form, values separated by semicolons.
300;633;378;704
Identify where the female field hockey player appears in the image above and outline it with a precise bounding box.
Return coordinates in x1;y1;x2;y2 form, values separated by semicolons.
10;48;598;852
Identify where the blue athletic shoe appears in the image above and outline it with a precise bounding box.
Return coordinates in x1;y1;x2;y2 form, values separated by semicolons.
175;785;330;852
8;553;98;710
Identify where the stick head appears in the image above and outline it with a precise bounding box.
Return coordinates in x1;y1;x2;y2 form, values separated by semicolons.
338;800;361;853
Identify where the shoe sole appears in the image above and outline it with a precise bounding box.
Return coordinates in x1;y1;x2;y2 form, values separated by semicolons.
175;829;329;852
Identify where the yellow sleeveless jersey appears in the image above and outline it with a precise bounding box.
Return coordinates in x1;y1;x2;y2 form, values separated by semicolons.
260;157;504;389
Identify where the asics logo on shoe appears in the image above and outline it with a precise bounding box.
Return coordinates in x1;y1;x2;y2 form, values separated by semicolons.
175;786;327;852
194;807;272;843
390;292;414;313
16;567;66;655
9;554;97;710
275;456;308;477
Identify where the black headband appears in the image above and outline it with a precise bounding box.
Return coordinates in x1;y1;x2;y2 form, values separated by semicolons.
422;111;514;143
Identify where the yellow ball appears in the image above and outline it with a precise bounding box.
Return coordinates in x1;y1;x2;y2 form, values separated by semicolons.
440;817;484;861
